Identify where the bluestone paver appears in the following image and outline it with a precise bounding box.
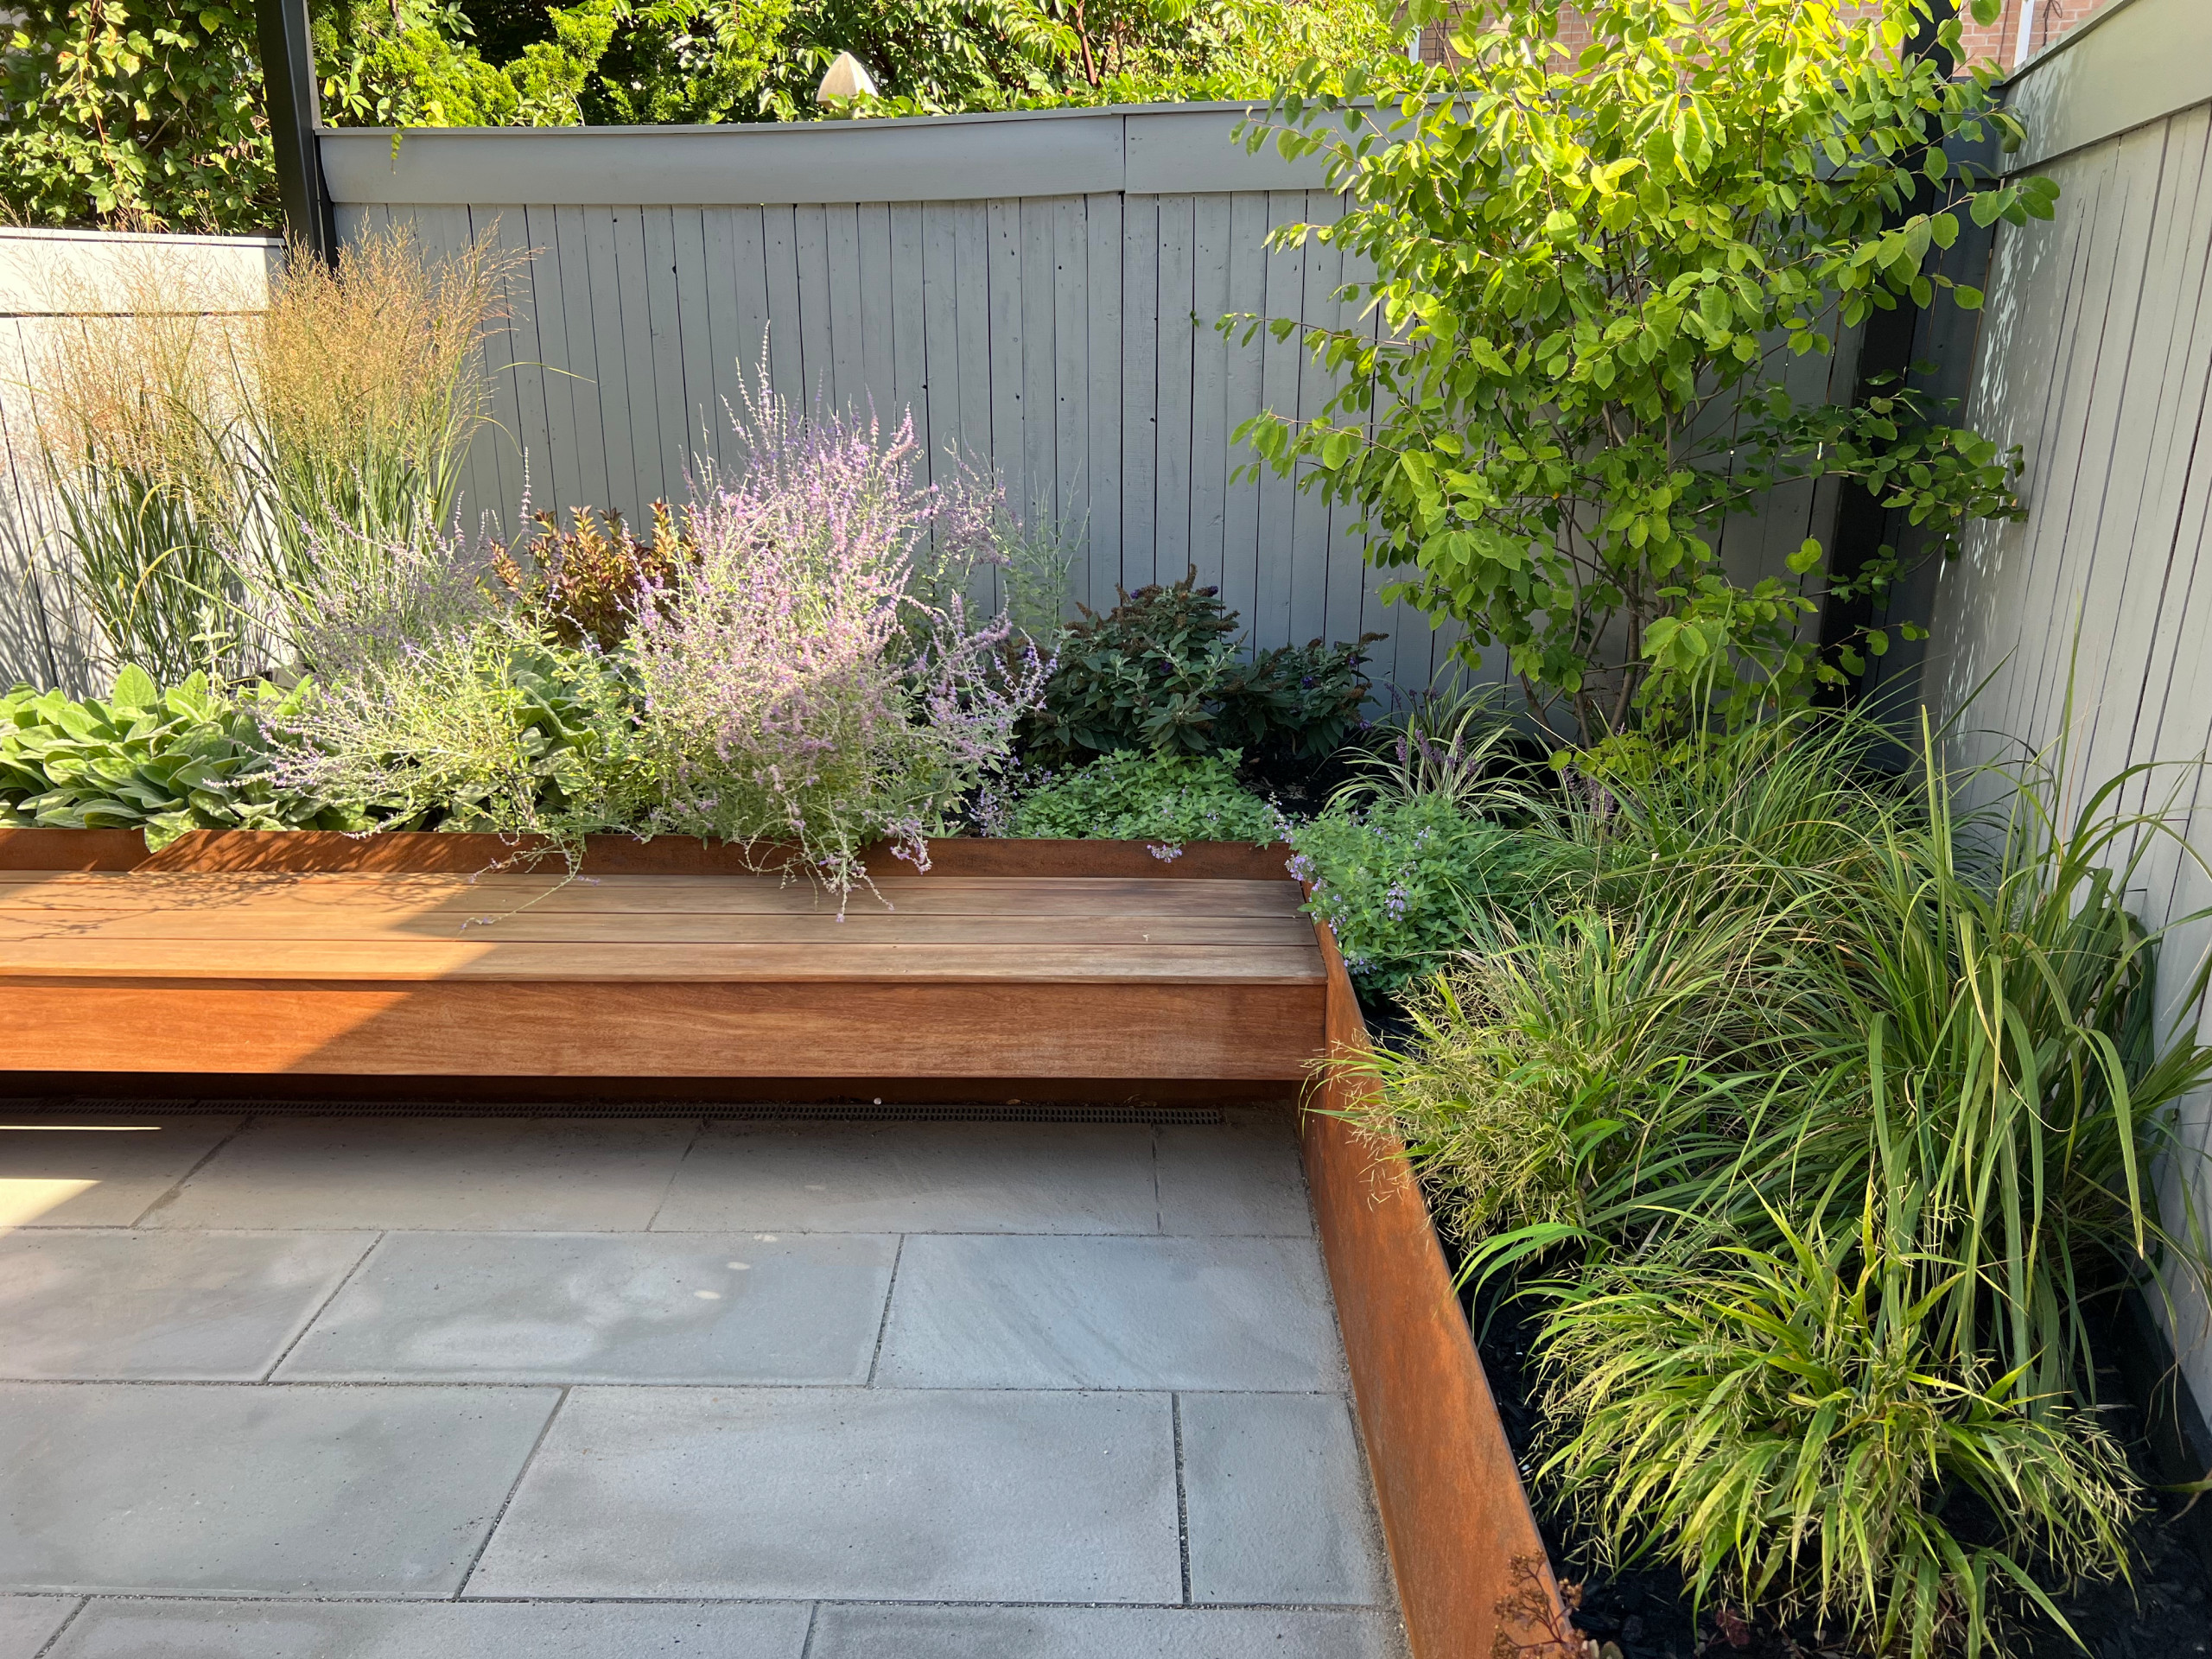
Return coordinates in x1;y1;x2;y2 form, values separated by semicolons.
0;1597;76;1659
874;1234;1344;1390
0;1116;242;1227
0;1382;560;1596
44;1599;812;1659
1180;1391;1395;1605
650;1121;1158;1233
142;1117;696;1231
0;1230;373;1380
466;1386;1181;1603
278;1230;896;1383
808;1604;1410;1659
1155;1110;1314;1236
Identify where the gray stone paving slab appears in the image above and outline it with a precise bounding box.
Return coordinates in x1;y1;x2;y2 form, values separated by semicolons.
0;1597;76;1659
1181;1392;1395;1606
875;1234;1345;1390
1155;1110;1313;1236
45;1599;811;1659
650;1122;1158;1234
0;1383;560;1596
0;1230;374;1380
466;1387;1180;1603
278;1231;895;1383
0;1117;242;1228
142;1118;697;1232
808;1604;1410;1659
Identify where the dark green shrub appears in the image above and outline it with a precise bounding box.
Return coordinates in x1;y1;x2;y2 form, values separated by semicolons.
1023;568;1380;766
1002;749;1283;844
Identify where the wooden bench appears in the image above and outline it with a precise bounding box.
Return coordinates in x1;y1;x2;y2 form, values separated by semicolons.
0;833;1325;1093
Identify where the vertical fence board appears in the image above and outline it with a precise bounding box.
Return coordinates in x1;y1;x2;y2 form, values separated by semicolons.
668;207;715;477
639;206;691;506
1187;193;1234;602
888;202;931;484
1019;198;1059;543
1120;194;1160;595
1252;190;1309;651
919;201;965;489
580;207;642;524
1154;194;1197;590
1219;192;1270;650
760;205;804;405
1050;196;1090;570
1083;193;1124;611
702;206;772;468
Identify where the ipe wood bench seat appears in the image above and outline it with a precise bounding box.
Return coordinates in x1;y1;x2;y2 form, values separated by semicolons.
0;858;1326;1083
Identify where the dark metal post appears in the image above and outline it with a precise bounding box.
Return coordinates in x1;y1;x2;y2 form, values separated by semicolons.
257;0;336;263
1815;0;1958;702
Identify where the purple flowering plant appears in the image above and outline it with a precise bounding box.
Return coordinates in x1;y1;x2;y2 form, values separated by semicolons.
620;378;1048;890
262;378;1049;893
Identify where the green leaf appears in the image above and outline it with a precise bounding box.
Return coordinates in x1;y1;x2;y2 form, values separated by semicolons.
1787;538;1823;575
109;664;159;711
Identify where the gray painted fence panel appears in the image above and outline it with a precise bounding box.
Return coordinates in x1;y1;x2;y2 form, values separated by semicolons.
1922;0;2212;1408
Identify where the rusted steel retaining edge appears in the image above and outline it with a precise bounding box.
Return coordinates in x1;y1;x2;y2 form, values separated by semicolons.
1302;913;1580;1659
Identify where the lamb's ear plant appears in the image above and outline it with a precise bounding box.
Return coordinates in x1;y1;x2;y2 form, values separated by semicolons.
1236;0;2043;735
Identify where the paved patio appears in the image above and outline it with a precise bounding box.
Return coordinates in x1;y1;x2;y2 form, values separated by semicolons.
0;1107;1408;1658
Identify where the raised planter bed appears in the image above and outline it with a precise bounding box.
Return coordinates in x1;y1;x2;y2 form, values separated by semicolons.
0;823;1576;1659
1302;913;1579;1659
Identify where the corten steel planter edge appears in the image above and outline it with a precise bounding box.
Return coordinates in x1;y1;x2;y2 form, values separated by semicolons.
0;826;1291;880
1301;910;1581;1659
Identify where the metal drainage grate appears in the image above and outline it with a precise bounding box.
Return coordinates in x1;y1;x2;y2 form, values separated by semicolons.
36;1097;1234;1126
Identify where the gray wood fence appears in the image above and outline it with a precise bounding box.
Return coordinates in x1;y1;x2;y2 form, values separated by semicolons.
319;105;1850;706
1915;0;2212;1410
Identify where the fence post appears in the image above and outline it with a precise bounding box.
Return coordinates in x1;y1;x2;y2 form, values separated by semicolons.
256;0;336;264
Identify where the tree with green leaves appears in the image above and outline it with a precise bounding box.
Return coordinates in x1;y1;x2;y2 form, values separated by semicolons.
1;2;277;230
1236;0;2054;737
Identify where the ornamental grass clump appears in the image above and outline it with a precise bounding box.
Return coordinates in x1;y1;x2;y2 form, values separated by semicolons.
1351;704;2212;1656
626;383;1046;888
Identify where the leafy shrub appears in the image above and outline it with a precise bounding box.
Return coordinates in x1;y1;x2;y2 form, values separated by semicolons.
493;501;694;652
1241;0;2040;730
268;621;646;839
1003;750;1283;843
0;666;356;849
1024;568;1379;766
1289;793;1558;998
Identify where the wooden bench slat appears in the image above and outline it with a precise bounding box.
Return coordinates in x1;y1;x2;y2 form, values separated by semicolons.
0;938;1328;982
0;872;1306;918
0;910;1316;947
